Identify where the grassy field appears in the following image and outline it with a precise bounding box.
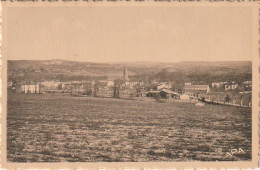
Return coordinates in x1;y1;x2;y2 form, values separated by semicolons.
7;92;252;162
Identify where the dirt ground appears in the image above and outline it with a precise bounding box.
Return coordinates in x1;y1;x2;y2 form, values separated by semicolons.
7;92;252;162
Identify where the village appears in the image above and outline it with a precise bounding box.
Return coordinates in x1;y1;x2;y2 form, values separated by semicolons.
8;65;252;108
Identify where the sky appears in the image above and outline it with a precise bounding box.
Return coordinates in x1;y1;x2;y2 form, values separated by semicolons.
7;6;253;63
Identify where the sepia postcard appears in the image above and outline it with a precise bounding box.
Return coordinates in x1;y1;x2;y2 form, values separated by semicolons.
1;2;259;169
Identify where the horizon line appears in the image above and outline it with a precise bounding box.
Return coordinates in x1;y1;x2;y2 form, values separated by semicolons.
7;58;252;64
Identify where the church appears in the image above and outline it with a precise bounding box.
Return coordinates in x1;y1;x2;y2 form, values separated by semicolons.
122;65;144;88
123;65;129;82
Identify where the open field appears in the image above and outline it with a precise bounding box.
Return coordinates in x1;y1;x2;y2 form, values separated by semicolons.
7;92;251;162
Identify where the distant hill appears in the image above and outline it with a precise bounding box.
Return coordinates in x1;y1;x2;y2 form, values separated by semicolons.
7;59;252;82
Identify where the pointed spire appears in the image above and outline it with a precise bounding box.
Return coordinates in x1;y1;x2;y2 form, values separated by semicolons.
123;65;129;81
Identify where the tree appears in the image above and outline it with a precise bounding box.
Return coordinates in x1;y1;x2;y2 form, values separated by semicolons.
224;95;230;104
113;79;123;98
93;83;98;97
57;83;63;90
135;84;141;97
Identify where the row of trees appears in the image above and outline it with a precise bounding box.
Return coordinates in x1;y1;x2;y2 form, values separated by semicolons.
130;69;251;91
8;73;108;84
130;69;251;84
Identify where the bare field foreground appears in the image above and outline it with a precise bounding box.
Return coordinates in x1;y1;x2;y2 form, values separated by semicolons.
7;92;251;162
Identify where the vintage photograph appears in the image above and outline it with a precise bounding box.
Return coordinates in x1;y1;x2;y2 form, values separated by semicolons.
3;5;257;165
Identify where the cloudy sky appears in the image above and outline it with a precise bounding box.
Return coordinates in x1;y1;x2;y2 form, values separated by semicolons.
7;6;253;63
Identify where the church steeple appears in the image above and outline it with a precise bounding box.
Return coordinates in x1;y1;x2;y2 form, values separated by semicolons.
123;65;129;81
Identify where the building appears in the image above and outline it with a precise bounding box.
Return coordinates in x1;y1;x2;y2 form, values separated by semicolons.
146;91;160;98
71;81;95;95
159;89;180;99
94;80;114;97
124;81;144;88
185;82;192;86
41;81;60;90
97;80;114;87
156;82;171;91
244;81;252;85
243;81;252;91
211;82;221;88
184;85;210;96
180;94;190;100
8;81;13;87
20;84;40;93
121;66;145;94
225;84;238;91
220;82;228;86
107;80;114;87
146;89;180;99
137;88;147;97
